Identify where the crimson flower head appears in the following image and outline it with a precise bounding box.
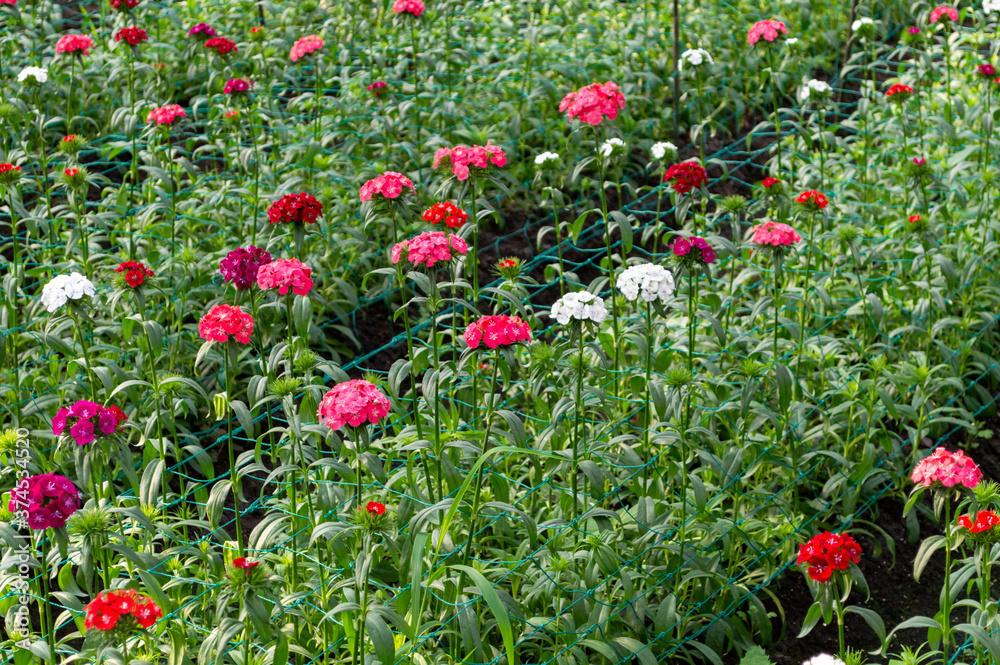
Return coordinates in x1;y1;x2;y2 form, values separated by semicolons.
797;531;862;583
223;78;253;95
911;448;982;489
55;34;94;56
115;26;148;46
908;214;921;223
978;64;996;78
795;190;828;211
908;26;920;34
559;81;625;125
392;232;468;269
206;37;238;55
64;168;79;177
762;176;780;189
885;83;914;102
198;304;254;344
422;201;467;228
929;5;958;23
115;260;154;288
317;379;391;430
0;163;22;186
366;501;386;515
84;589;161;632
367;80;387;95
220;246;272;290
464;315;532;350
188;22;216;39
664;161;708;194
267;192;323;225
233;557;260;569
747;19;788;45
392;0;425;16
913;157;926;165
359;171;415;202
497;258;517;269
8;474;80;530
109;0;140;9
958;510;1000;535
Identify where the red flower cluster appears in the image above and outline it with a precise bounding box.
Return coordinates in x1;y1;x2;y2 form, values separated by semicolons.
908;214;921;223
205;37;237;55
0;163;22;186
223;78;253;95
796;531;862;582
84;589;162;631
267;192;323;225
422;201;467;228
367;81;387;95
885;83;914;101
198;304;254;344
497;258;517;269
463;315;532;350
978;64;996;78
958;510;1000;534
558;81;626;126
115;260;154;287
109;0;139;9
64;168;79;177
795;190;828;210
56;34;94;56
233;557;260;569
664;161;708;194
762;176;780;189
366;501;386;515
115;27;148;46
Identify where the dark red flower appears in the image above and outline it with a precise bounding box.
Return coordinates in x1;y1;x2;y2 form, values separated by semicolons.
205;37;237;55
422;201;467;228
267;192;323;225
978;64;996;78
885;83;914;101
233;556;260;569
762;177;780;188
795;190;828;210
115;260;154;287
115;26;148;46
664;161;708;194
366;501;386;515
797;531;862;583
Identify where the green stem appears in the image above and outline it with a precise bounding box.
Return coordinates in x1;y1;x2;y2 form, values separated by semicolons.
461;353;501;566
224;346;244;558
595;129;620;399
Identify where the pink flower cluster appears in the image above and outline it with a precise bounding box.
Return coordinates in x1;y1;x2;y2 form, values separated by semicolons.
391;232;468;268
392;0;424;16
199;304;254;344
223;78;253;95
359;171;414;202
56;34;95;56
929;6;958;23
558;81;625;125
146;104;186;126
317;380;391;430
188;23;216;39
464;315;532;350
53;401;127;446
911;448;982;489
749;221;801;247
10;474;80;530
432;142;507;181
367;81;387;95
256;258;314;296
290;34;323;62
747;20;788;45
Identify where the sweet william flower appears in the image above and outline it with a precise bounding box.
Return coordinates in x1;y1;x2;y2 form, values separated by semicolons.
795;190;828;211
17;66;47;85
56;34;95;56
115;260;154;288
673;235;715;265
747;19;788;45
929;5;958;23
464;315;532;350
664;161;707;194
317;380;391;430
433;142;507;181
796;531;862;582
559;81;625;125
115;26;148;46
987;0;1000;13
223;78;253;95
359;171;414;202
233;557;260;569
958;510;1000;534
911;448;982;489
392;0;424;16
257;258;314;296
392;232;467;268
680;48;713;69
801;79;832;101
599;137;627;159
40;272;95;312
267;192;323;224
0;163;22;186
206;37;238;55
618;264;675;302
220;246;272;290
978;64;996;78
146;104;186;126
188;22;216;39
549;291;608;325
290;34;323;62
650;141;677;161
366;501;386;515
367;80;387;95
750;221;801;246
422;201;467;228
198;304;254;344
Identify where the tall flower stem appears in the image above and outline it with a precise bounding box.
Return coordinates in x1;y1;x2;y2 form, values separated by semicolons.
139;296;168;510
223;345;245;558
410;21;420;138
467;180;481;317
461;353;501;566
772;255;781;364
797;212;816;381
313;57;322;143
769;49;782;179
38;533;57;662
429;275;444;502
127;50;139;260
246;106;262;247
550;181;566;296
572;327;585;521
594;129;621;399
642;301;654;491
6;188;20;421
70;310;99;402
942;494;952;665
395;265;433;501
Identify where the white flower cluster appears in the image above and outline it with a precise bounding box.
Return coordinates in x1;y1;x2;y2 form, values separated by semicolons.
802;655;846;665
599;137;627;158
549;291;608;325
988;0;1000;14
618;264;675;303
680;48;713;69
651;141;678;161
851;17;874;31
534;151;561;166
40;272;95;312
801;79;832;100
17;67;48;85
785;37;799;46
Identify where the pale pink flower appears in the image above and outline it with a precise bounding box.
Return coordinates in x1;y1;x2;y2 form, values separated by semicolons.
256;258;314;296
198;304;254;344
747;20;788;45
911;448;982;489
463;315;532;350
317;380;391;430
749;221;801;247
290;34;323;62
391;232;468;268
558;81;626;125
431;142;507;181
359;171;414;202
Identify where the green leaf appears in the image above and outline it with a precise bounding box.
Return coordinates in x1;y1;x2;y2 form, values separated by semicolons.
365;612;396;665
408;533;428;641
797;601;823;638
845;605;886;644
453;565;518;665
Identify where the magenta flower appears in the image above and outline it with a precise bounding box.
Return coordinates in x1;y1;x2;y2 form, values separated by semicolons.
256;258;315;296
223;78;254;95
70;419;96;446
317;380;391;430
220;246;272;290
558;81;625;126
12;474;81;529
911;448;982;489
188;23;216;39
391;232;468;268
